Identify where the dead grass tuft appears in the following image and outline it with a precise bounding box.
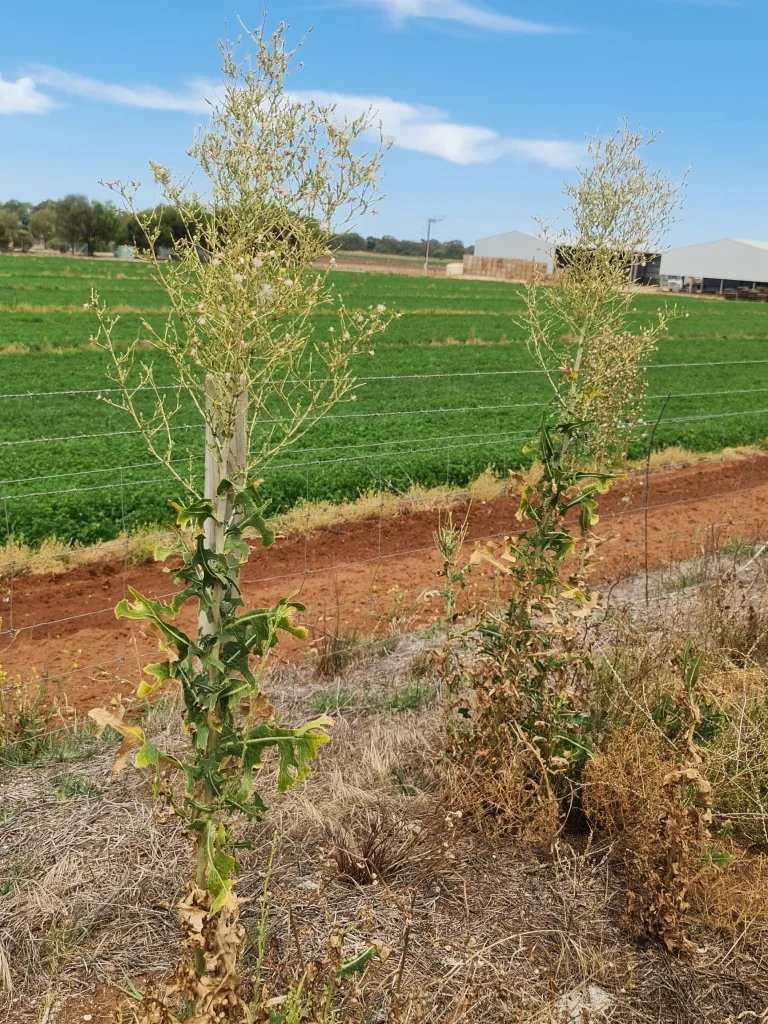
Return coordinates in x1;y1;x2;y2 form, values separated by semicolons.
329;803;448;886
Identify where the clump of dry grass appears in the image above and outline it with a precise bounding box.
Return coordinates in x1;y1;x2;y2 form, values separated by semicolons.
314;625;365;679
0;530;169;579
442;736;562;848
328;803;449;886
0;768;187;1008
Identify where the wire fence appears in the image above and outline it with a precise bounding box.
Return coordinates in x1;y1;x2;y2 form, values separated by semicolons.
3;359;768;746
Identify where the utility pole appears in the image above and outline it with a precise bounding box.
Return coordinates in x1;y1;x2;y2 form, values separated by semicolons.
424;216;445;277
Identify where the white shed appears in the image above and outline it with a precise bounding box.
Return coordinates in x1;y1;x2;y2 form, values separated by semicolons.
660;239;768;293
473;229;660;284
473;230;556;274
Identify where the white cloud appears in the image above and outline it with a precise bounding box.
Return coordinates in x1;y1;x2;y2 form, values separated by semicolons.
297;91;583;168
347;0;566;33
22;65;581;170
0;74;57;114
29;65;211;114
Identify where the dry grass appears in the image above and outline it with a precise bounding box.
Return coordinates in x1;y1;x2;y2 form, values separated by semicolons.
274;467;507;536
0;531;164;579
630;440;768;474
4;554;768;1021
0;304;170;314
0;753;187;1012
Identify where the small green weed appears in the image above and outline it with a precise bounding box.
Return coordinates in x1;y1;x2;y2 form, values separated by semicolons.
40;911;90;963
0;668;62;759
665;561;709;592
51;773;100;801
0;716;115;768
720;537;760;559
369;635;400;657
393;767;434;795
308;685;358;714
383;680;438;713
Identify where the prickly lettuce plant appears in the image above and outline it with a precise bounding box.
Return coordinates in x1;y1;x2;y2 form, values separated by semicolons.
91;484;333;1021
93;486;327;909
525;119;686;471
87;18;393;1022
446;124;685;841
447;418;615;837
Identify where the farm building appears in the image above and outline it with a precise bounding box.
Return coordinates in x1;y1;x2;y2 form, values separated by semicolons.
474;230;556;273
473;229;661;284
660;239;768;294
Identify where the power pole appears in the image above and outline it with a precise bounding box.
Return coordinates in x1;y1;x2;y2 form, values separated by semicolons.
424;216;445;277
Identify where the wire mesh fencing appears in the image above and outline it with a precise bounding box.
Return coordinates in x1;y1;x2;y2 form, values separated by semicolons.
3;359;768;754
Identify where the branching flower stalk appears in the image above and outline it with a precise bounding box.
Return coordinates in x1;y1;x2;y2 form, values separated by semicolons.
92;24;391;501
524;119;687;470
87;20;393;1021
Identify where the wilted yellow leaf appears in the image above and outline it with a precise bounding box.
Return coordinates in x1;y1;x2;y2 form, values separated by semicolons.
88;707;147;774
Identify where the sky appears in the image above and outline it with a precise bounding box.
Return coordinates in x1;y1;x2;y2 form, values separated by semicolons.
0;0;765;247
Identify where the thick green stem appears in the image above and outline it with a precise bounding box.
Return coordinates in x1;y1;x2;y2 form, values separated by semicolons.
194;507;228;976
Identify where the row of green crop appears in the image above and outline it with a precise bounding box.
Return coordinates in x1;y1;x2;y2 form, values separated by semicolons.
3;257;768;547
5;257;768;338
4;306;768;353
3;335;768;546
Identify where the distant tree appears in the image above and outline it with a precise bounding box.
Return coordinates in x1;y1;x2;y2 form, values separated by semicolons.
0;220;10;252
55;194;92;252
332;233;473;259
441;239;467;260
14;229;34;253
155;205;188;248
116;203;192;253
29;207;58;245
86;200;120;254
0;210;20;235
375;234;402;255
330;231;365;252
0;200;32;229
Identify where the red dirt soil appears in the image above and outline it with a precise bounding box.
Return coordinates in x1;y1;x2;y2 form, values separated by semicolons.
2;453;768;713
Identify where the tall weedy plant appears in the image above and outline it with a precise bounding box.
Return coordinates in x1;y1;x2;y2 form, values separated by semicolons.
88;21;391;1021
447;123;686;840
525;120;686;471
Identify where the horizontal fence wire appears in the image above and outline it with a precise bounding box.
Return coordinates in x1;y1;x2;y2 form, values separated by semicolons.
2;474;767;648
4;403;768;500
3;357;768;400
3;381;768;453
8;512;767;730
0;428;521;489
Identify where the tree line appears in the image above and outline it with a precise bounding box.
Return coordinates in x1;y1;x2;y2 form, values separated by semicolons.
0;196;474;261
330;232;473;260
0;195;194;256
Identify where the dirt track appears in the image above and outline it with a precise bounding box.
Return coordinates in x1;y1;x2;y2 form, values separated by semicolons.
2;452;768;712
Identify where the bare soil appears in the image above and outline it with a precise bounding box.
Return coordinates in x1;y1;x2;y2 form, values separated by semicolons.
2;452;768;711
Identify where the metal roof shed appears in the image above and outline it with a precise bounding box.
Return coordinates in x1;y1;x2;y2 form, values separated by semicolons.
474;230;556;274
474;230;660;283
660;239;768;293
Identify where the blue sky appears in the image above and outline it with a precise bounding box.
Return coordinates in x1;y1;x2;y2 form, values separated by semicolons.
0;0;765;247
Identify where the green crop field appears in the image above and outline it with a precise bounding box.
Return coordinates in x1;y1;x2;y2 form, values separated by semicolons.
2;254;768;548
